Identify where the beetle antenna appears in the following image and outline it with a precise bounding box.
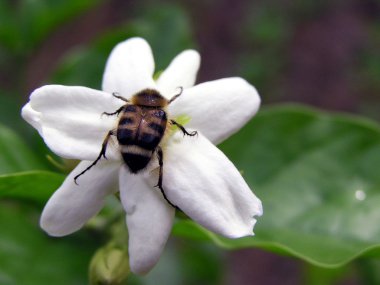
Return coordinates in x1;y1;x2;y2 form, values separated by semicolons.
112;92;129;102
168;87;183;104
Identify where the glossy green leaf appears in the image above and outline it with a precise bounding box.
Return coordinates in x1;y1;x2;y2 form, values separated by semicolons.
0;203;99;285
0;171;64;204
173;105;380;268
0;124;50;174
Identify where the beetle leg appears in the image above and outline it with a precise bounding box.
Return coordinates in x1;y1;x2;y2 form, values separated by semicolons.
74;130;115;185
155;146;178;209
102;105;125;117
170;119;198;137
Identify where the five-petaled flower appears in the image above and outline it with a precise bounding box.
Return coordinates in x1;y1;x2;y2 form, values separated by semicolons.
21;37;263;275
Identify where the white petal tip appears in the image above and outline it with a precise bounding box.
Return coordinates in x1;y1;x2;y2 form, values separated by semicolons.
21;103;41;131
224;229;254;239
125;37;149;44
41;229;66;238
180;49;200;64
238;77;261;111
40;221;71;237
20;103;31;120
228;77;261;112
39;211;80;237
130;262;151;276
112;37;150;53
129;251;161;275
221;200;263;239
255;200;264;217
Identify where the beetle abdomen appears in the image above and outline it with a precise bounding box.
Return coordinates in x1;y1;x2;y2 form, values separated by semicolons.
121;146;153;173
117;105;167;173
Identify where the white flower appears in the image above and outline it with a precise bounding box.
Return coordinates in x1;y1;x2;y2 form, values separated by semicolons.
21;37;263;275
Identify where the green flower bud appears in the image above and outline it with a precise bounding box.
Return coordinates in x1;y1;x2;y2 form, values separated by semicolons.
89;244;130;285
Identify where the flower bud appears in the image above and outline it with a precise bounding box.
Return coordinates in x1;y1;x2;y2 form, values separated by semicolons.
89;244;130;285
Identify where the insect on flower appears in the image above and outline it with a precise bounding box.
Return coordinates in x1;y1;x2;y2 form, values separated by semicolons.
74;88;197;207
21;37;263;275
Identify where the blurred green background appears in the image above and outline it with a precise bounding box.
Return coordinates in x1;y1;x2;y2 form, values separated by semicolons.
1;0;380;284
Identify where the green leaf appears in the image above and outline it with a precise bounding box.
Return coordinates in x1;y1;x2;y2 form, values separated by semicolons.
0;0;18;50
0;124;50;174
355;258;380;285
0;203;99;285
0;171;64;204
0;0;101;54
174;105;380;268
303;263;354;285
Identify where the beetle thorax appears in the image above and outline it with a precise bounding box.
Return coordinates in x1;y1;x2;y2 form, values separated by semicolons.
131;89;168;108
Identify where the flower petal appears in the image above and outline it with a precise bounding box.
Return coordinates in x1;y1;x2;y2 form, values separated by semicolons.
169;77;260;144
156;50;200;98
119;167;175;275
40;160;120;236
102;37;156;97
163;132;263;238
21;85;122;161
